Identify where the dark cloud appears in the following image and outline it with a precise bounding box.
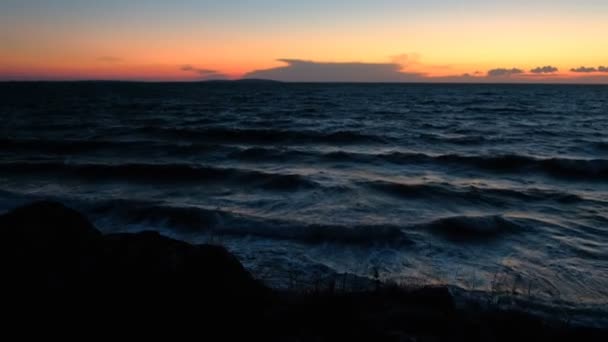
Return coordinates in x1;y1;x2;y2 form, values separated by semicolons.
180;65;227;79
530;66;558;74
244;59;424;82
487;68;524;77
570;66;608;73
237;58;608;83
98;56;123;63
570;66;597;73
181;65;218;75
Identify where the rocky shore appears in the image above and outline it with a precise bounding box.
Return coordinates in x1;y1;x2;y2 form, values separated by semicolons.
0;201;605;341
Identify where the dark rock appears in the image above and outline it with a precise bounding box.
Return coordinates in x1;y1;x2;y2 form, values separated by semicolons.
0;201;102;291
99;230;266;298
0;201;267;303
0;200;101;244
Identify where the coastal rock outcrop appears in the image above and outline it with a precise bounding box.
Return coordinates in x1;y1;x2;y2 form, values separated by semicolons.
0;201;266;300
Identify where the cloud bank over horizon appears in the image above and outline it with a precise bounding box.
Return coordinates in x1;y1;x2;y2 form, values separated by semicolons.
236;59;608;83
180;65;227;79
487;68;524;77
244;59;425;82
530;66;559;74
570;66;608;73
2;57;608;83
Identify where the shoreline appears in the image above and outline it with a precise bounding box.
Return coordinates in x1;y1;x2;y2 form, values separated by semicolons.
1;200;606;340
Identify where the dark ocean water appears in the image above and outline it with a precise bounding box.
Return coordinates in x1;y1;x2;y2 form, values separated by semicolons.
1;82;607;316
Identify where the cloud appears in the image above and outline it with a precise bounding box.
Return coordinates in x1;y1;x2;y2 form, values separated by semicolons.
391;53;422;67
244;59;424;82
530;66;558;74
180;65;227;79
236;58;608;83
98;56;123;63
571;66;597;73
181;65;218;75
570;66;608;73
487;68;524;77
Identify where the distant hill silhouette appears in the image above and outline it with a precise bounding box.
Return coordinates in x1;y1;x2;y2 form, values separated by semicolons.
201;78;283;84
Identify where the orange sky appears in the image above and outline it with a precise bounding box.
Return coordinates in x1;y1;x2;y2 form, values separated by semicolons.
1;1;607;82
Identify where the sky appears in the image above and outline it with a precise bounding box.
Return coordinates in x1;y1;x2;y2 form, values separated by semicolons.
1;0;608;82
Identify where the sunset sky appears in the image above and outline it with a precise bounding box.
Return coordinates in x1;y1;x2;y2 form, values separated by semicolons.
1;0;608;82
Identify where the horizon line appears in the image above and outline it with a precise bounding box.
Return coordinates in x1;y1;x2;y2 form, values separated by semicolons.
1;79;608;86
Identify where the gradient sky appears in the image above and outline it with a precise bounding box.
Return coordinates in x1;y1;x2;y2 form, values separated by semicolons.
1;0;608;82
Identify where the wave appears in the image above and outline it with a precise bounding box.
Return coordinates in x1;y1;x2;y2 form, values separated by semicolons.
591;141;608;152
380;153;608;180
465;105;532;114
418;215;526;241
86;199;412;246
137;127;387;145
221;223;412;246
227;146;608;180
318;150;608;180
0;161;316;191
228;147;312;161
365;180;475;201
86;199;531;245
90;199;223;229
417;133;493;145
364;180;586;204
0;138;133;153
0;138;232;156
3;142;606;182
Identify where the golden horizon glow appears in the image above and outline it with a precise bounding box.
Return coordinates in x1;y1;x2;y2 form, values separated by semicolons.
1;1;607;82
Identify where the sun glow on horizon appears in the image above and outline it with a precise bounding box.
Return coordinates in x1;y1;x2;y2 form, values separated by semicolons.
1;1;607;82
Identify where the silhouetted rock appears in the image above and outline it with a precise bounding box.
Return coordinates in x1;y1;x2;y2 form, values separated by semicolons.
0;201;102;291
0;201;267;302
99;230;265;297
0;200;100;247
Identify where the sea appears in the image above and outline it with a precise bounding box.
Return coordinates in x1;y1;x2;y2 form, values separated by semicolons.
1;82;607;321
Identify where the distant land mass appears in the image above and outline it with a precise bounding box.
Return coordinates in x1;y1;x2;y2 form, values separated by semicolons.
201;78;284;84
